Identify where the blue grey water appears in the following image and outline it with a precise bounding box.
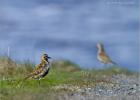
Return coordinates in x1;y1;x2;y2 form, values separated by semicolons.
0;0;139;71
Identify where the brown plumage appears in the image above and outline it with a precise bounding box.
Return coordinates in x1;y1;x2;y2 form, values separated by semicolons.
97;43;116;65
24;53;51;80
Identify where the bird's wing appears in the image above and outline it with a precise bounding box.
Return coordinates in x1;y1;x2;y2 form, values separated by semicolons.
100;53;117;65
34;63;43;70
25;67;44;80
99;53;111;63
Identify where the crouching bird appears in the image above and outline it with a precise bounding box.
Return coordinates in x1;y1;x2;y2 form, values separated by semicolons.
24;53;51;85
97;43;117;65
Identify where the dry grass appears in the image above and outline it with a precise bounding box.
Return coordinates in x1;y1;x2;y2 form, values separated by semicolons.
0;56;136;100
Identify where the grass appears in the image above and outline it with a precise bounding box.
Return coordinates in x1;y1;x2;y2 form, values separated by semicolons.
0;56;136;100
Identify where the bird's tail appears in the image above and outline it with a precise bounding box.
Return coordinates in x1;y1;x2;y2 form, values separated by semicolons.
24;74;32;80
24;76;29;80
110;60;118;65
16;74;32;88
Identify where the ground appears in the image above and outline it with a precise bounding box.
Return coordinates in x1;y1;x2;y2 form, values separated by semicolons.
0;57;139;100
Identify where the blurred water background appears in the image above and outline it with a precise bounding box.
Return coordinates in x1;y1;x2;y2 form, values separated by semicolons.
0;0;139;71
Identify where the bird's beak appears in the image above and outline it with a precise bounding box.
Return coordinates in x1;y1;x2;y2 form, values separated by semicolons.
47;56;51;59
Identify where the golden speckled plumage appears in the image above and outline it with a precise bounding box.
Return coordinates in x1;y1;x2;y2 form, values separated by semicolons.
25;53;51;80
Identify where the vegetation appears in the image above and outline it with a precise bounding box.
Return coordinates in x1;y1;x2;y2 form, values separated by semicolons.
0;56;136;100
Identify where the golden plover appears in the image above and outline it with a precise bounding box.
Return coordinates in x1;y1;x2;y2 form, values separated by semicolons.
24;53;51;84
97;43;116;65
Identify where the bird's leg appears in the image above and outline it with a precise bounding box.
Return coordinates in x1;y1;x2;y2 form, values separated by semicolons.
102;63;106;68
106;64;110;68
38;78;41;86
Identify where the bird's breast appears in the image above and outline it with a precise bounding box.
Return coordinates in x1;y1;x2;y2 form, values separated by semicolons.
40;67;50;77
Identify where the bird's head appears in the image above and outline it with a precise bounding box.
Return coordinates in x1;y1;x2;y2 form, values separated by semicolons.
97;42;104;49
41;53;51;61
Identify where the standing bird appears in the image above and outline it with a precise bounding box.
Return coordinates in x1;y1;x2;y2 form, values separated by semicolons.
97;43;117;65
24;53;51;84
